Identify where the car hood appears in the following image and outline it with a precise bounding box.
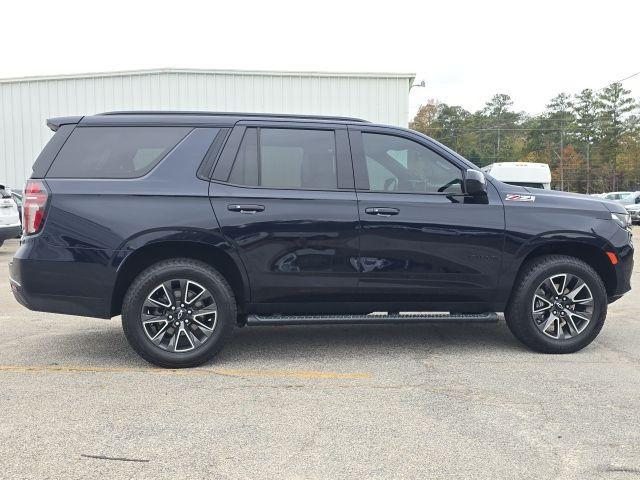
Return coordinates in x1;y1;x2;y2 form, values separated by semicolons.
521;186;627;214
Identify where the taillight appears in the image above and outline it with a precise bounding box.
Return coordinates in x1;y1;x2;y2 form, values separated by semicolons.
23;180;49;235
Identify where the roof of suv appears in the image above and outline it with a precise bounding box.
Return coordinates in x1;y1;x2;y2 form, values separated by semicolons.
100;111;369;122
46;111;370;130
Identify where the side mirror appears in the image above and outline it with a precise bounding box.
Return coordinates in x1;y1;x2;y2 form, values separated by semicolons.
464;169;487;196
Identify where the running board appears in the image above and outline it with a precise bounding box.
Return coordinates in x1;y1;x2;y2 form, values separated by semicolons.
246;312;499;326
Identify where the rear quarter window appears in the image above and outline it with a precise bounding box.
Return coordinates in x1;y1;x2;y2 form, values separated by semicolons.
46;126;191;178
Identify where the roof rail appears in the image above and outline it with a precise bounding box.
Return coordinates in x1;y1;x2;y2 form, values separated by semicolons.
97;111;369;123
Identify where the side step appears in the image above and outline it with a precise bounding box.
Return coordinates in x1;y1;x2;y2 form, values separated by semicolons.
246;312;499;326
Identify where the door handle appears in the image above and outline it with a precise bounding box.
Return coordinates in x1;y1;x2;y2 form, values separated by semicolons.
227;204;265;214
365;207;399;217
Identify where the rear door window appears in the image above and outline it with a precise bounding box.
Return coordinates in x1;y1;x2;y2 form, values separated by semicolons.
227;128;337;190
47;127;190;178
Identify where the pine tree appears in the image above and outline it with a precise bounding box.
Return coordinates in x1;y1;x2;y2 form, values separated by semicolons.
572;89;598;193
597;83;637;190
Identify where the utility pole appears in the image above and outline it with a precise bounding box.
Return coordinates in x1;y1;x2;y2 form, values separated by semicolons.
586;141;591;194
559;128;564;191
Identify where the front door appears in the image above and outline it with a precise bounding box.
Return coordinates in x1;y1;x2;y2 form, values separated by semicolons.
210;123;359;305
349;126;505;309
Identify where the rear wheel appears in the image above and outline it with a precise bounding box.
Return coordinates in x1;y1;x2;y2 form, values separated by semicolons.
122;259;236;368
505;255;607;353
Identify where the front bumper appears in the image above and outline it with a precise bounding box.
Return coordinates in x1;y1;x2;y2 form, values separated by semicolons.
607;227;634;302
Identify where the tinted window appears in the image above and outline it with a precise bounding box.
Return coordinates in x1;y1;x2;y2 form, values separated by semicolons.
362;133;462;194
228;128;337;189
47;127;190;178
228;129;258;186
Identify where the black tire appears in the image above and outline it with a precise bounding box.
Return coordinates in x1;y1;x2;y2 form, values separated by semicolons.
122;258;236;368
505;254;607;354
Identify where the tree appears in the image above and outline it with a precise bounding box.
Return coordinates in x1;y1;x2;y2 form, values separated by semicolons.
408;86;639;193
480;94;518;161
572;89;598;193
597;82;637;190
409;99;439;133
546;93;574;191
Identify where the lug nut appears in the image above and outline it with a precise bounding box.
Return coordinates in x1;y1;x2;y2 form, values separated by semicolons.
187;310;192;314
181;304;185;308
168;315;173;319
174;321;179;327
171;306;176;310
552;310;557;315
560;311;565;316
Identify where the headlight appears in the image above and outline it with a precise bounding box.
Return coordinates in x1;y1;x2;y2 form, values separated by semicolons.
611;212;632;229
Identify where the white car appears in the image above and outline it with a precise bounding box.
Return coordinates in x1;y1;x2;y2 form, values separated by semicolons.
602;191;640;206
626;203;640;225
0;185;21;247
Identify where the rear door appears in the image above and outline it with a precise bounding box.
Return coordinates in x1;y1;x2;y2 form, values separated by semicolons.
209;122;359;305
349;126;505;308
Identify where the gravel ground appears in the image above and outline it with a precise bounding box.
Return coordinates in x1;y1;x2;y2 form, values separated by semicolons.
0;232;638;480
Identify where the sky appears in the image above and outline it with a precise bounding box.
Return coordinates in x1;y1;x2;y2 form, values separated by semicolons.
2;0;639;119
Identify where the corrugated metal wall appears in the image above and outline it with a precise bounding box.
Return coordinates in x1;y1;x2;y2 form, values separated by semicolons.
0;69;414;188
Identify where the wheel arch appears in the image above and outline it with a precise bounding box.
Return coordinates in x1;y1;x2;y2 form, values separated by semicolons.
110;241;249;317
512;241;617;299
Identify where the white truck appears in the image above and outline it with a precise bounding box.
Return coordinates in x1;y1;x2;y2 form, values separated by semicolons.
481;162;551;190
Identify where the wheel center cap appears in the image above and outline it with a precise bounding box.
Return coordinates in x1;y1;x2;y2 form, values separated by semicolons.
554;301;564;311
177;309;186;320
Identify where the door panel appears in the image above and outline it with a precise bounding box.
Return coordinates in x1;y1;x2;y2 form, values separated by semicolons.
210;124;359;304
350;127;506;305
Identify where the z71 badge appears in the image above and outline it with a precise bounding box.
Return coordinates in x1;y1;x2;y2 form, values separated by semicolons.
505;194;536;202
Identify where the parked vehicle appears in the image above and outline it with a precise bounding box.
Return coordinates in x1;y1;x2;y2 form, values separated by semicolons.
8;188;23;225
602;191;640;205
626;203;640;225
0;185;21;247
9;112;634;368
481;162;551;189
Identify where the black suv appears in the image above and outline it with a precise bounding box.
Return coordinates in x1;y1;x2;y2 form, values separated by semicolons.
9;112;634;368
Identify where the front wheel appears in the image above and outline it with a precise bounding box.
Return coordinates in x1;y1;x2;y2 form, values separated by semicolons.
122;259;236;368
505;255;607;354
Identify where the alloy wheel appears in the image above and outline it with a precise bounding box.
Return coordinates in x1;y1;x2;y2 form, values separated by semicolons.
141;279;218;352
531;273;594;340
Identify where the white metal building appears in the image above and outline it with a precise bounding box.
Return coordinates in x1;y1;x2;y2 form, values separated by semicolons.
0;68;415;188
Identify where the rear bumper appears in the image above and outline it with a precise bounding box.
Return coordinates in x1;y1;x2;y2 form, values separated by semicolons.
9;271;110;318
9;240;115;319
0;224;21;241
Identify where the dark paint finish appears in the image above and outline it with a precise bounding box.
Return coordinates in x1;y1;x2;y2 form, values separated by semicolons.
11;127;249;317
209;183;360;303
9;112;634;320
348;126;506;305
